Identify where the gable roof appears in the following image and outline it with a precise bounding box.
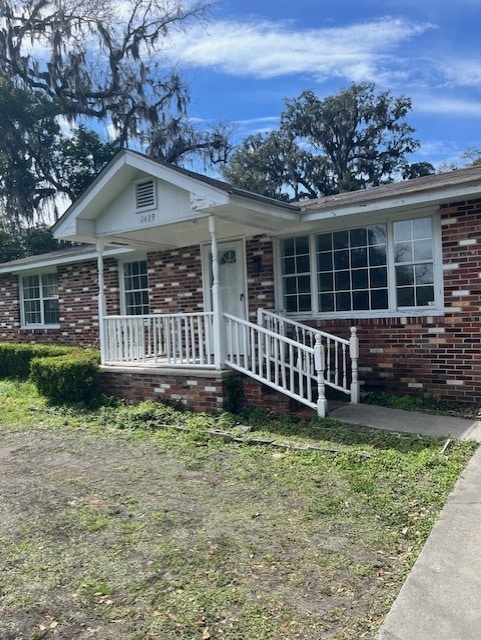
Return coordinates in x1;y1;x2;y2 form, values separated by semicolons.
52;148;301;247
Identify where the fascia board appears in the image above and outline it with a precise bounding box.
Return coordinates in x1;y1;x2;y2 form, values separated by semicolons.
0;247;135;275
302;182;481;223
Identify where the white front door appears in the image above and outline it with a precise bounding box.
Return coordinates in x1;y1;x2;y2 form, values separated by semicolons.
203;240;247;355
217;242;246;319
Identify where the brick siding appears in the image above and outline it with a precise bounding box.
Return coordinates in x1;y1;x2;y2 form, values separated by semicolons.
2;202;481;408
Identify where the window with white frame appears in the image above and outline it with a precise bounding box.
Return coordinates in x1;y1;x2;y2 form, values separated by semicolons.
279;215;439;317
21;272;59;326
122;260;149;315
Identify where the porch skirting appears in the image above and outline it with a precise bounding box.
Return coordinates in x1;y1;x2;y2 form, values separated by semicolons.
99;366;304;415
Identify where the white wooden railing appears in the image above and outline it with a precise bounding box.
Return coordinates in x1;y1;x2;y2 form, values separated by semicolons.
102;309;359;415
103;312;215;367
224;313;329;416
257;309;359;402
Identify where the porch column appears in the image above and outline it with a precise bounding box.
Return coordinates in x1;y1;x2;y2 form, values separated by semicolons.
96;239;107;365
209;215;226;369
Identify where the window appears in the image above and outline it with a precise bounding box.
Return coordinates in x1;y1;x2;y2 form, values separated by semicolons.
21;272;59;326
279;216;439;317
316;225;388;312
394;218;434;308
122;260;149;315
281;236;312;312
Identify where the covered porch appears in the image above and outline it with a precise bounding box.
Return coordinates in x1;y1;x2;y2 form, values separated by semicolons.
53;150;360;415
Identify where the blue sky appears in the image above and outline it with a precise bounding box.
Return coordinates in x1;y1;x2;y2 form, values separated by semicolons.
165;0;481;168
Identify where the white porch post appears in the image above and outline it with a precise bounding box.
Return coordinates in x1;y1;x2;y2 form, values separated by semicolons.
96;239;107;365
209;215;226;369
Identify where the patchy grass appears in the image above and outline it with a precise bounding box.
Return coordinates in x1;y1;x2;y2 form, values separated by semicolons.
0;382;477;639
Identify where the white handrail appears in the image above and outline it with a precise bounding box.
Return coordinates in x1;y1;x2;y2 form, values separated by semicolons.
257;309;359;401
224;312;328;416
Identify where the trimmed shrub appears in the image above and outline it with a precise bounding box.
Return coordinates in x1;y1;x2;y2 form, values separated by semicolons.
0;343;69;379
30;349;100;404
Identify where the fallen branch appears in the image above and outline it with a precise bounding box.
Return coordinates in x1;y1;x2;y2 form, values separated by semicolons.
154;423;372;458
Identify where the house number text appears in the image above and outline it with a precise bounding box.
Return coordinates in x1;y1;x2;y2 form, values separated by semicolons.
139;212;156;224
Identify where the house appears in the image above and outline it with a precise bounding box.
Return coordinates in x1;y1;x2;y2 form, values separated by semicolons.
1;148;481;414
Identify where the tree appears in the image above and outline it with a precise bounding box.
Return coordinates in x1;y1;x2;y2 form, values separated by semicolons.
224;83;420;200
0;223;67;262
0;78;118;228
0;78;61;228
461;148;481;167
0;0;229;225
52;126;119;200
402;162;436;180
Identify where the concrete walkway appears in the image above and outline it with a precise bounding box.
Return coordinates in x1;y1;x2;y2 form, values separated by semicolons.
329;404;481;640
330;403;481;442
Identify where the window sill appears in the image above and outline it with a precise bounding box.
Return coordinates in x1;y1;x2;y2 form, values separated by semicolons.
21;325;61;330
284;309;445;321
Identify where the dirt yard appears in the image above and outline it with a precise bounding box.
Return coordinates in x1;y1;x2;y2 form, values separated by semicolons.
0;417;475;640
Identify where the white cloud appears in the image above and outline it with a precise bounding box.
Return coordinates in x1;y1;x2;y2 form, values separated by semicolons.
166;17;434;83
439;58;481;88
415;96;481;117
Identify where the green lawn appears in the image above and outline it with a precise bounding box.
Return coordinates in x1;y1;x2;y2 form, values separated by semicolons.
0;380;477;639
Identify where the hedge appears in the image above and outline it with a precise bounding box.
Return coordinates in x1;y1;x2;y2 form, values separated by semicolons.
30;351;100;404
0;343;71;379
0;342;100;404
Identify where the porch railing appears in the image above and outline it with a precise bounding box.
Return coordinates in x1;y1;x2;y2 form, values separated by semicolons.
103;312;215;367
257;308;359;402
224;312;329;416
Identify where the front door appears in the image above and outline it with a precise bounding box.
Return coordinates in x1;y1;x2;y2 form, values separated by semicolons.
203;240;247;355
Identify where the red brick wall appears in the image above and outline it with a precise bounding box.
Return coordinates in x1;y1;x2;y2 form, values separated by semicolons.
100;369;227;412
246;236;276;321
148;245;204;314
299;200;481;403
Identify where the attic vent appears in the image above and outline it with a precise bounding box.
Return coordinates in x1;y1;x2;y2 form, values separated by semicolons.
135;179;156;210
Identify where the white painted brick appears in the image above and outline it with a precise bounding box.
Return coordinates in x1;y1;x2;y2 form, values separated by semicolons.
446;380;464;386
427;327;445;334
445;306;462;313
154;387;165;394
459;238;476;246
452;290;470;297
370;348;384;354
408;383;424;388
204;386;218;392
186;380;198;386
443;263;460;270
441;217;458;225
